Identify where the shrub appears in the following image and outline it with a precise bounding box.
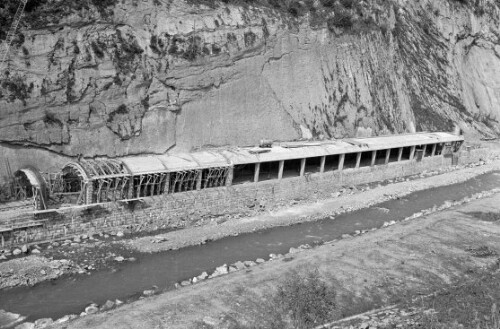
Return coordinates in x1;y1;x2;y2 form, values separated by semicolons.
327;10;353;30
272;268;337;328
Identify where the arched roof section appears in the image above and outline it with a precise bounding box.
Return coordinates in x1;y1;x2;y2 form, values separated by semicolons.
63;159;130;181
62;162;89;182
15;167;44;189
15;166;48;210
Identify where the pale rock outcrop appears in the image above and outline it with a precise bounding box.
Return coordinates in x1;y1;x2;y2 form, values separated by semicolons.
1;0;500;180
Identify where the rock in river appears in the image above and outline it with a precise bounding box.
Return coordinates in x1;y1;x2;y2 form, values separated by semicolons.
33;318;53;328
100;300;115;311
12;249;22;256
85;305;99;314
143;289;155;297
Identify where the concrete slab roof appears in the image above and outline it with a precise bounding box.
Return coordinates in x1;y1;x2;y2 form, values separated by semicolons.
82;132;464;176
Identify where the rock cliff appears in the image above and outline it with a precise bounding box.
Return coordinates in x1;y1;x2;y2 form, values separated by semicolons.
0;0;499;178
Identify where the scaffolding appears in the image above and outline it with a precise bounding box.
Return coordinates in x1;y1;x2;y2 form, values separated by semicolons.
0;0;29;71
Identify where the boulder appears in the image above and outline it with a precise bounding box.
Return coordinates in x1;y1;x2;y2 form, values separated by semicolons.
233;261;246;270
21;245;28;253
197;272;208;280
51;242;60;247
143;289;155;297
215;264;229;275
33;318;53;328
243;261;256;267
116;231;124;238
55;315;71;323
73;237;81;243
15;323;34;329
114;256;125;262
228;266;238;272
40;269;46;276
100;300;115;311
289;247;300;254
0;255;7;260
180;280;191;287
341;234;352;239
115;299;124;306
12;249;22;256
255;258;265;264
84;305;99;314
31;249;41;254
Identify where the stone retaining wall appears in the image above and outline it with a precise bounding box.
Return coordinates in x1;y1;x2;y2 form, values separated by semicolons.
1;148;489;247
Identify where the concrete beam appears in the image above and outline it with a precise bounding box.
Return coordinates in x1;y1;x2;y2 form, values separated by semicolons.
196;170;202;190
164;173;170;194
355;152;362;169
278;160;284;179
338;154;345;171
254;163;261;182
409;146;416;161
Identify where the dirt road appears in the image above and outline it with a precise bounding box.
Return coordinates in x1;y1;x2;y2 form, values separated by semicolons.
55;189;500;329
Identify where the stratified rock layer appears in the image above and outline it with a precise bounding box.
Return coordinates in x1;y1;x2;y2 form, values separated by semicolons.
1;0;500;178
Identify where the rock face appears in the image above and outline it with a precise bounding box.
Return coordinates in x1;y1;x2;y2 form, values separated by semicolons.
1;0;500;179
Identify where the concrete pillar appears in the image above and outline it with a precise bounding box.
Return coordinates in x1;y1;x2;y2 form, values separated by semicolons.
409;146;416;161
397;148;403;162
254;163;260;183
196;170;202;190
320;156;326;173
163;173;171;194
422;145;427;157
355;152;362;169
278;160;284;179
300;158;306;176
1;234;4;248
385;149;391;164
225;167;233;187
371;151;377;166
85;181;93;204
338;154;345;171
431;144;437;156
136;175;142;198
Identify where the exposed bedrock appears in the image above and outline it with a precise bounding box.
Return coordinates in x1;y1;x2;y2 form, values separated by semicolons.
1;0;500;178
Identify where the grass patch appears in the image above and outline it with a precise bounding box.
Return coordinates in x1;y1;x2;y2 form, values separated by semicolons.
466;211;500;222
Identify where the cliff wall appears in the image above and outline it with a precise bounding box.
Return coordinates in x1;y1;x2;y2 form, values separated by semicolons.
0;0;499;179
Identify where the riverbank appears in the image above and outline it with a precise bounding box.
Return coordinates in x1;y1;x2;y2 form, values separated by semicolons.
51;186;500;329
122;158;500;253
0;157;498;292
